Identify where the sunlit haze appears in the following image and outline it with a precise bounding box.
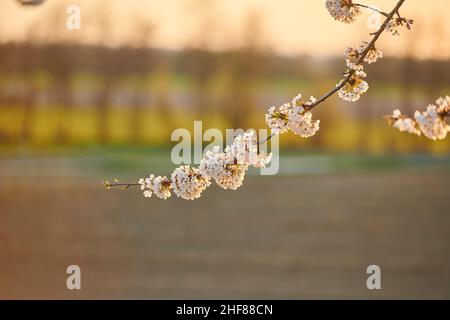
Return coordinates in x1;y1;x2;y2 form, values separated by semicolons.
0;0;449;59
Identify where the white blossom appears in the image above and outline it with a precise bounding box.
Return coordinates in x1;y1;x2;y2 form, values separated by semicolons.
214;163;248;190
138;177;147;191
139;174;172;199
198;130;272;191
386;17;414;36
389;109;421;136
414;105;450;140
358;41;383;64
265;105;290;134
226;130;272;167
345;41;382;71
338;71;369;102
387;98;450;140
344;47;363;71
325;0;361;23
199;145;248;190
266;94;320;137
288;96;320;138
171;165;211;200
291;93;303;107
435;96;450;114
152;176;172;199
199;146;226;176
143;190;152;198
253;151;272;168
227;130;257;165
139;175;155;197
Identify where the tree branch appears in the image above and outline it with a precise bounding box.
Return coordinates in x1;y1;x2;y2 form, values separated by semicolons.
260;0;407;145
105;0;408;190
307;0;406;111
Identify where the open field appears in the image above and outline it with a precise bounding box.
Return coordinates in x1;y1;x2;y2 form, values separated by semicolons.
1;155;449;299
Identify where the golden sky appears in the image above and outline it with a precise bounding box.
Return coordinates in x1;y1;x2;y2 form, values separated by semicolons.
0;0;449;59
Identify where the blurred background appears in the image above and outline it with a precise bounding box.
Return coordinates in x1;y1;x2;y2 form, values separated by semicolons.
0;0;449;299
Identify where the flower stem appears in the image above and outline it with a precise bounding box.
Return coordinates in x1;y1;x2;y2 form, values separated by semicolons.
353;3;389;17
104;180;140;189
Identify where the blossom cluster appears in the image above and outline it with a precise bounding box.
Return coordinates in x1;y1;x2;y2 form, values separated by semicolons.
325;0;361;23
337;40;384;102
386;16;414;36
345;41;383;71
139;130;272;200
265;94;320;137
325;0;414;36
387;96;450;140
337;70;369;102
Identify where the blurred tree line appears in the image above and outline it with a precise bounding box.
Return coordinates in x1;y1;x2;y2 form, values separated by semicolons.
0;40;449;153
0;1;449;154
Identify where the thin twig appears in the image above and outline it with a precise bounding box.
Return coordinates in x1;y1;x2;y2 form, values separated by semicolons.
104;181;140;189
353;3;389;17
